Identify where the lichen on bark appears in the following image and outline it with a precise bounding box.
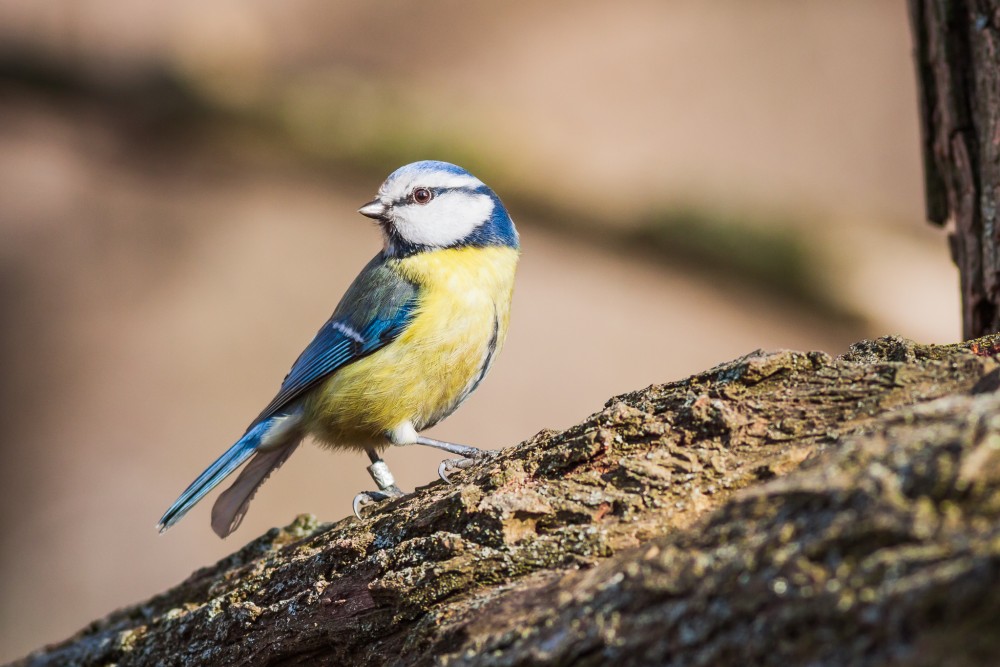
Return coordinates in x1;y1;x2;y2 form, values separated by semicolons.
13;335;1000;667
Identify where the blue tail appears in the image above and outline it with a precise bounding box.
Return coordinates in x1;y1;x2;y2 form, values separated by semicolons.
157;419;273;533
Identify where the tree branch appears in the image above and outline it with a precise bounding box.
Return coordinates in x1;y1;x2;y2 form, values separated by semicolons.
13;335;1000;666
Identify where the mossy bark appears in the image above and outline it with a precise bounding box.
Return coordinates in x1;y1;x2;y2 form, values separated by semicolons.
12;335;1000;667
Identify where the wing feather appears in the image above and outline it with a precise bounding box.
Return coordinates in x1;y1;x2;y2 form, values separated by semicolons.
249;254;418;427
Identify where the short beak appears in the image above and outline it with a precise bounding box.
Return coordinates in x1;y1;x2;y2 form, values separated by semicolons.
358;199;388;221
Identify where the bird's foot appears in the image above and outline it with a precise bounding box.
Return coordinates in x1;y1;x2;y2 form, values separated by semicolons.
437;448;498;485
412;436;497;485
354;449;407;520
352;486;405;520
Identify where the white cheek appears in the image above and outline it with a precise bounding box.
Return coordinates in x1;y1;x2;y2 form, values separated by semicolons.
393;192;494;247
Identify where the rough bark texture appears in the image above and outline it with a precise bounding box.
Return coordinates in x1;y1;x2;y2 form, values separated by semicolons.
908;0;1000;338
12;335;1000;667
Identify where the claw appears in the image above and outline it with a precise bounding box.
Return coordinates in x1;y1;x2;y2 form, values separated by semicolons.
438;457;477;484
438;460;455;485
353;494;366;520
352;489;404;520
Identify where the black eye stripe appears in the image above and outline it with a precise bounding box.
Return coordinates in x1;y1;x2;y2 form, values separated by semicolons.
389;185;483;206
400;187;439;205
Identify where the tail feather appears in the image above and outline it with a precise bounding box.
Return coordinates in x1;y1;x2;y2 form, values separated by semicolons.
211;442;300;538
157;417;285;534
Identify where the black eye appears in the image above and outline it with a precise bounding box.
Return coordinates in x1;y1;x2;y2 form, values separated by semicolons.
412;187;433;204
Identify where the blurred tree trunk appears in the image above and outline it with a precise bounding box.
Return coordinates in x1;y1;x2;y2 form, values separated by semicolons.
908;1;1000;339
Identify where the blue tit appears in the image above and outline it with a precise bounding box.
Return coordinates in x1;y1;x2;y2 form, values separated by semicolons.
158;160;519;538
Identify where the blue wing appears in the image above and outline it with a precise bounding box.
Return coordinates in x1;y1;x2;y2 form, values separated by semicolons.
249;253;418;427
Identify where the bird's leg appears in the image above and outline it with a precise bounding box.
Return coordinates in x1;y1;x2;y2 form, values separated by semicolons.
415;436;496;484
415;435;482;458
352;449;406;520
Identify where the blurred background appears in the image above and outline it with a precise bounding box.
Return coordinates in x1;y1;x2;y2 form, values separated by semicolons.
0;0;956;660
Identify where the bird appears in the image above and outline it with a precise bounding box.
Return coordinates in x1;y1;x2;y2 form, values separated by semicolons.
157;160;519;538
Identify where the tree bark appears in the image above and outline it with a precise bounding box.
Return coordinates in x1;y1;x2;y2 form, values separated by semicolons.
908;0;1000;339
10;335;1000;667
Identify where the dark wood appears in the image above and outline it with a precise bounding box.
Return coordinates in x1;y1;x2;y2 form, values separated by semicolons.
908;0;1000;338
11;335;1000;667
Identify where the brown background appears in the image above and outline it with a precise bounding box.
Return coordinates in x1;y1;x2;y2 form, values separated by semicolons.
0;1;954;660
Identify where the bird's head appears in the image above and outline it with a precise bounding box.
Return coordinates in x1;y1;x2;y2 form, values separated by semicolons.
359;160;519;257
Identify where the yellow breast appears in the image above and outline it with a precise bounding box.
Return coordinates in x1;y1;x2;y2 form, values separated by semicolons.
305;245;519;450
